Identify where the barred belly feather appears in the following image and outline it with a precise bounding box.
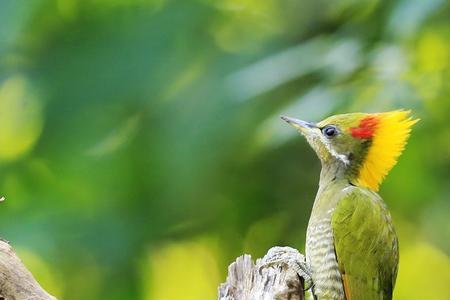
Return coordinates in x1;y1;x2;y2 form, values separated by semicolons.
306;217;345;300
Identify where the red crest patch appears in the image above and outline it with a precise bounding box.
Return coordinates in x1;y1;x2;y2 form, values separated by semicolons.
350;116;379;139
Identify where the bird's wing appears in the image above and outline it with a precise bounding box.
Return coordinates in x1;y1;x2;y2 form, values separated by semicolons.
331;187;398;300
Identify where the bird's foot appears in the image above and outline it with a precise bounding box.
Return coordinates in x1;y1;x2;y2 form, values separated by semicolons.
259;246;313;290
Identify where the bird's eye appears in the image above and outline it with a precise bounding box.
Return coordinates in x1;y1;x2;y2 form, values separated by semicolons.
322;125;338;138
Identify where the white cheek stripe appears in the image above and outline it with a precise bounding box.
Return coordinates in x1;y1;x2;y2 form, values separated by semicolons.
323;139;350;165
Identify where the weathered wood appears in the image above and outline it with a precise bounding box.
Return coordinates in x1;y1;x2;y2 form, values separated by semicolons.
0;239;56;300
218;249;306;300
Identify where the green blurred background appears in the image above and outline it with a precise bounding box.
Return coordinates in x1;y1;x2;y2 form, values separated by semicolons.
1;0;449;299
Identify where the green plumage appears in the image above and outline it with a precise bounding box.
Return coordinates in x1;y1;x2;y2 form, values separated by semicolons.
332;187;398;300
281;112;412;300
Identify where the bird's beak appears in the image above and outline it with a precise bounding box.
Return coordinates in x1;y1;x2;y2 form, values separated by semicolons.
281;116;317;134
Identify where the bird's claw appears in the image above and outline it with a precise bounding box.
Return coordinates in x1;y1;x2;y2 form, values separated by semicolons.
259;246;313;290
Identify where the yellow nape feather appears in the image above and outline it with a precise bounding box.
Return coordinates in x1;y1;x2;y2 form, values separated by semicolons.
357;110;419;191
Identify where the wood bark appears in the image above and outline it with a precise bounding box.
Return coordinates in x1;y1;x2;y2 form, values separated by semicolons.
218;250;306;300
0;239;56;300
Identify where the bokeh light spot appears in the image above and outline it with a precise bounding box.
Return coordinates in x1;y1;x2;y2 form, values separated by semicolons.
0;76;43;162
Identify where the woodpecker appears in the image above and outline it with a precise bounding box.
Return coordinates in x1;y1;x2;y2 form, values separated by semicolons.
280;110;418;300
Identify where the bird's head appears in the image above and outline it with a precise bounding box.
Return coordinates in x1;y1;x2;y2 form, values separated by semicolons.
282;110;418;191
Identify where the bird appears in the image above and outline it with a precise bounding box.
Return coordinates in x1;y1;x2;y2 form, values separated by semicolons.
279;110;418;300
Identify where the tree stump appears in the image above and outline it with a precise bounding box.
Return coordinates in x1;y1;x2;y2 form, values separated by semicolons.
0;239;56;300
218;247;306;300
